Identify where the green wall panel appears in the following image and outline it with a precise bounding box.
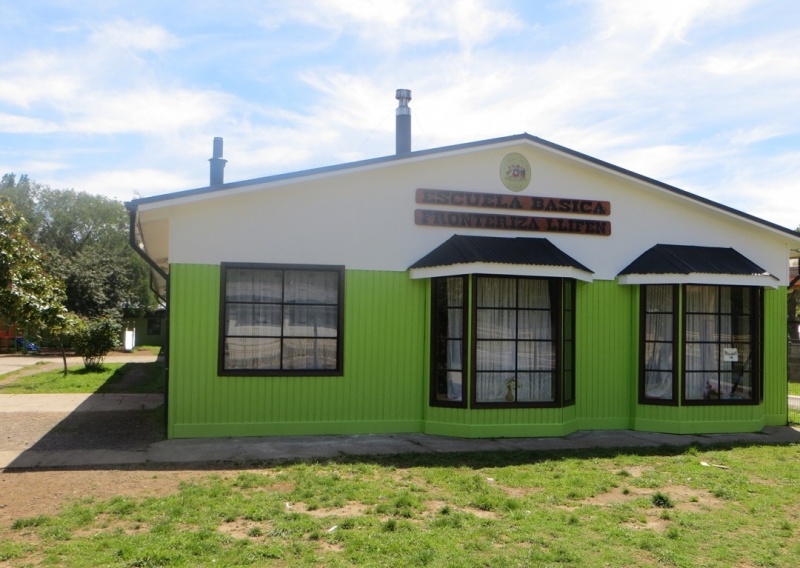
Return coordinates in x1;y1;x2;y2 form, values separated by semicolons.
168;265;427;438
167;265;788;439
573;280;636;429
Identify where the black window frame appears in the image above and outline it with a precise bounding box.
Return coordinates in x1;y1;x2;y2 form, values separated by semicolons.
429;276;468;408
638;284;680;405
638;283;762;406
681;284;762;406
218;263;345;377
429;274;575;409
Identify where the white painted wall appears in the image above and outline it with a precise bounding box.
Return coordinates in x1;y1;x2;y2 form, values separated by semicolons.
138;140;800;285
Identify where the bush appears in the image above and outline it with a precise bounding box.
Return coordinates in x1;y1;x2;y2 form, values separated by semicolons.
72;317;121;370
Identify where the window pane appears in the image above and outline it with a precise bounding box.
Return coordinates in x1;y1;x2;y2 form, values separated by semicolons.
686;315;717;342
447;309;463;339
644;342;673;370
517;341;554;371
685;343;719;372
476;309;516;339
644;314;672;342
225;338;281;369
447;340;462;370
516;372;554;402
446;277;463;306
476;341;516;371
477;278;516;307
645;285;673;313
282;338;338;370
283;306;338;337
686;285;717;313
644;371;673;400
226;304;281;336
518;310;552;340
445;371;463;401
226;269;282;302
284;270;339;304
685;372;717;400
476;373;510;403
518;279;550;309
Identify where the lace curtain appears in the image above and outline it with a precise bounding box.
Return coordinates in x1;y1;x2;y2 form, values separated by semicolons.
224;268;339;371
643;285;673;400
475;277;554;403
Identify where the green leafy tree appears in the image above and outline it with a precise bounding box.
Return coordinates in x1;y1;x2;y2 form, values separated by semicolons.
0;197;76;372
0;177;156;318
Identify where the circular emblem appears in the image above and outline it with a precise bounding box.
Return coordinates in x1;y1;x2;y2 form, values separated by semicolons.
500;153;531;192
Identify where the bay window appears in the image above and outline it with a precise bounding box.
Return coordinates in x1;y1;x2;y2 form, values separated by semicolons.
431;275;575;408
639;284;761;404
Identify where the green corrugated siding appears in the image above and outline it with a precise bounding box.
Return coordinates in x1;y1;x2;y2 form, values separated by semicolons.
167;265;788;439
168;264;427;438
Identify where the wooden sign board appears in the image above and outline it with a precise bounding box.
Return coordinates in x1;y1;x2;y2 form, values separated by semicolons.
415;209;611;236
416;188;610;216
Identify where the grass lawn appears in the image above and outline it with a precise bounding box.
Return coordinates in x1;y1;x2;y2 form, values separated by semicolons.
0;359;165;394
789;382;800;397
2;443;800;566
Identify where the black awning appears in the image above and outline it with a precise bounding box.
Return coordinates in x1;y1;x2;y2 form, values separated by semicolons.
409;235;593;274
619;244;770;277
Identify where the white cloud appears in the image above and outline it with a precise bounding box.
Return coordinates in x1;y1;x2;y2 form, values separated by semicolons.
88;19;181;52
57;168;196;203
0;113;60;134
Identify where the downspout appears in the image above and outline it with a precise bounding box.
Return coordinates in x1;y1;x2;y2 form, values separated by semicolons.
126;204;170;430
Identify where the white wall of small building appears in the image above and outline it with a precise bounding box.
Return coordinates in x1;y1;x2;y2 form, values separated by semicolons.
140;140;797;284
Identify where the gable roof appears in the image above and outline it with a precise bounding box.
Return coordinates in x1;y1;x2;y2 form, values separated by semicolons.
127;133;800;244
409;235;594;281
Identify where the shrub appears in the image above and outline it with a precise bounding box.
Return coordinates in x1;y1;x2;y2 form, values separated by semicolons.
72;317;121;370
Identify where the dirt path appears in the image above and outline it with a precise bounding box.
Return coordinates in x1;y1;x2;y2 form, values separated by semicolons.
0;353;202;539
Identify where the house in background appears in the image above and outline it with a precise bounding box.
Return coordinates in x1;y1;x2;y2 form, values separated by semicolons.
127;90;800;440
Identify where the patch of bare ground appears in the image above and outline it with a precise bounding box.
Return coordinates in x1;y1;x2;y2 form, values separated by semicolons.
290;502;370;518
217;519;274;539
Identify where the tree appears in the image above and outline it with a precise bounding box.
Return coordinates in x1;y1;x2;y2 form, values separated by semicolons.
0;177;157;318
0;197;76;372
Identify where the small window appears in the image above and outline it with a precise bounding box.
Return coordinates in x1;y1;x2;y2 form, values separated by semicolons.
430;276;467;406
219;264;344;376
640;285;678;404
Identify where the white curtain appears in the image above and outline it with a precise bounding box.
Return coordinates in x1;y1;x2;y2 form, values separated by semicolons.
476;277;554;403
225;268;339;371
643;285;673;400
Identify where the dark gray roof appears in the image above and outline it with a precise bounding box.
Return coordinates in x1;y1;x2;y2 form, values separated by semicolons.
409;235;594;273
127;132;800;240
619;244;770;277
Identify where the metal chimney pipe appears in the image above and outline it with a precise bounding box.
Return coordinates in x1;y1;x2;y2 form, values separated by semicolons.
209;136;227;186
395;89;412;154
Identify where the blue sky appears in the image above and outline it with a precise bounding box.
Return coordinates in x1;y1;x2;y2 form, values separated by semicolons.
2;0;800;229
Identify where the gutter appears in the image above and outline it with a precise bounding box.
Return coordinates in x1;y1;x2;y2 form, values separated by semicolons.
126;205;169;282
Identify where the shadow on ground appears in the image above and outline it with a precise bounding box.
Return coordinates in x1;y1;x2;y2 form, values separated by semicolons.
1;360;166;461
